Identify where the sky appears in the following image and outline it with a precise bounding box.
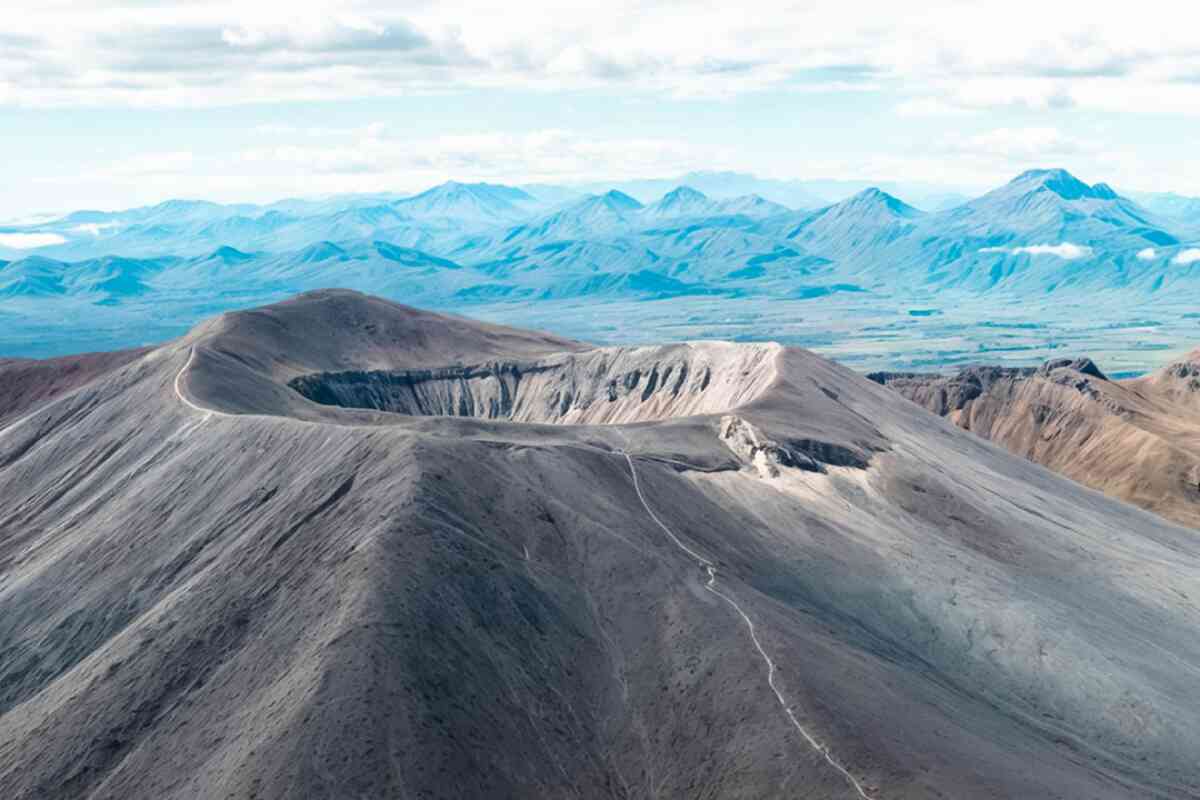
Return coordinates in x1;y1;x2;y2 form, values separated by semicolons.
3;0;1200;218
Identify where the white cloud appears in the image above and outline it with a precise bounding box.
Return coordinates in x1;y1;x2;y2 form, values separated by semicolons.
940;127;1090;160
36;151;197;187
108;151;195;177
27;126;738;210
1137;247;1157;261
236;127;732;186
71;222;120;236
0;212;59;227
980;243;1093;259
1172;248;1200;265
0;232;67;248
2;1;1200;111
894;97;976;117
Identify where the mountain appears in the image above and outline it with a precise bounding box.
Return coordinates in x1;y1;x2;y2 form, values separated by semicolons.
0;256;69;297
714;193;791;218
0;242;481;320
294;241;351;264
939;169;1178;246
743;168;1198;295
4;183;540;260
871;350;1200;529
535;268;719;300
2;289;1200;798
499;190;643;242
770;188;925;263
1136;347;1200;411
1132;192;1200;222
578;171;822;209
3;168;1200;369
391;181;541;224
878;169;1196;294
515;183;586;206
639;186;720;219
106;198;254;227
592;171;969;211
636;187;787;222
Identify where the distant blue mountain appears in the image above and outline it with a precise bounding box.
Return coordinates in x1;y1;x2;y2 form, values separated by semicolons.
577;171;826;209
1133;191;1200;226
4;169;1199;334
770;188;924;258
640;186;719;219
391;181;541;224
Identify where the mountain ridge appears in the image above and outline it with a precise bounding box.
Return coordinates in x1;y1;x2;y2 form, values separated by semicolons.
4;167;1199;368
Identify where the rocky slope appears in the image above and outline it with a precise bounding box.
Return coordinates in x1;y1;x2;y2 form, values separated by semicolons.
0;347;151;427
871;352;1200;528
2;290;1200;799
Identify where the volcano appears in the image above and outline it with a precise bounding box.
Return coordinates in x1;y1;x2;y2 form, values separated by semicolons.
1;289;1199;799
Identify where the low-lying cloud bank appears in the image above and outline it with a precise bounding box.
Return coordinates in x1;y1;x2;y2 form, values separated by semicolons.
979;243;1092;259
0;232;67;249
1173;248;1200;266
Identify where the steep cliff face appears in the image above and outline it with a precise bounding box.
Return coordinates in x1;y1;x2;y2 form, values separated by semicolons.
288;343;780;426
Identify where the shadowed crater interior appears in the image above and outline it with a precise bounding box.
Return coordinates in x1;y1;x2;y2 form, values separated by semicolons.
287;343;781;425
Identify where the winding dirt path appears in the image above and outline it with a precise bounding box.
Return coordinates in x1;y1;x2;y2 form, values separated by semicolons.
173;346;221;418
622;451;875;799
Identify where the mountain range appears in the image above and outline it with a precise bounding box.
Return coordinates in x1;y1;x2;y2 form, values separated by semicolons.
2;169;1199;363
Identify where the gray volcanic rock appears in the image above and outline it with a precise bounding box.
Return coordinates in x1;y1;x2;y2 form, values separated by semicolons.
2;290;1200;799
0;347;150;426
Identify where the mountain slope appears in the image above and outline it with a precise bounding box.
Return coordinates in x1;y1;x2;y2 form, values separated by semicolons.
937;168;1178;247
1;290;1199;798
639;186;720;220
391;181;540;225
771;189;925;264
871;351;1200;528
3;169;1200;370
0;346;151;427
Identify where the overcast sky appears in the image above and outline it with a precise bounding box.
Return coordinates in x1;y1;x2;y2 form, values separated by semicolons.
4;0;1200;217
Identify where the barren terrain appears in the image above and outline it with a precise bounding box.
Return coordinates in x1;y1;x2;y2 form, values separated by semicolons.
873;352;1200;528
1;290;1199;798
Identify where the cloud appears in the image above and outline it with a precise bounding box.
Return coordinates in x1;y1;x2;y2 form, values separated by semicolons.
72;222;120;236
2;1;1200;111
939;127;1089;160
1137;248;1157;261
108;151;195;177
0;232;66;248
980;243;1093;259
28;125;738;211
236;127;731;186
1172;248;1200;265
894;97;976;117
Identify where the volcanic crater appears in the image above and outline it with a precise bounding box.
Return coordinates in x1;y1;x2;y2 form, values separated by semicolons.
286;343;781;425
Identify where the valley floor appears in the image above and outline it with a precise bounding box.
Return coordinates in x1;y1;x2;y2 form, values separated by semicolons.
2;290;1197;374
